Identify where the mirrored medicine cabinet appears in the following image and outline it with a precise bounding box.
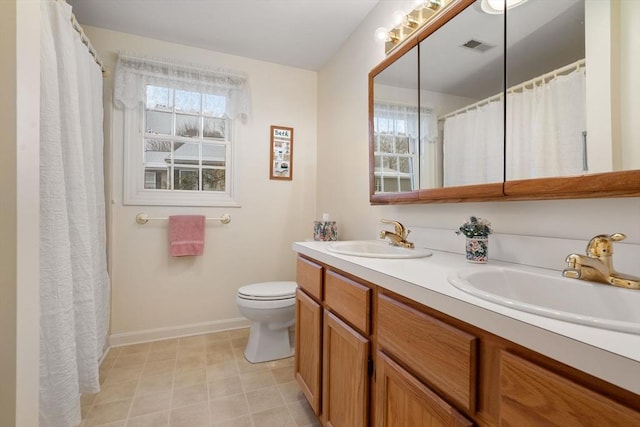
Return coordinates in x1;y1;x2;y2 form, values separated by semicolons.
369;0;640;204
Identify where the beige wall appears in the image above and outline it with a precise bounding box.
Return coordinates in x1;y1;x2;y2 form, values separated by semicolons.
0;0;40;425
317;0;640;244
85;27;318;343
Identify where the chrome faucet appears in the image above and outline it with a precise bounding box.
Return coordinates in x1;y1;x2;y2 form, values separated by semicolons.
379;219;414;248
562;233;640;289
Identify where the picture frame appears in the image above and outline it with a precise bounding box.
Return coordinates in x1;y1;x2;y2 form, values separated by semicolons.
270;125;294;180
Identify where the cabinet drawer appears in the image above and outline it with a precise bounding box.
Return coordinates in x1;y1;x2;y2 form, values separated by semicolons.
324;270;371;335
296;257;323;301
377;294;478;413
500;352;640;426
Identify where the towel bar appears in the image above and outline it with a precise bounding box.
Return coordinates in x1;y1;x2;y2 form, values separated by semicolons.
136;213;231;225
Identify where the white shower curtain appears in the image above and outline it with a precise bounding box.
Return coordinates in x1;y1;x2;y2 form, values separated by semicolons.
40;1;109;426
506;67;586;180
443;99;504;187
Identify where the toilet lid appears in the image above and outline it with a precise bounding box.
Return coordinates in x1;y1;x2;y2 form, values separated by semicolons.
238;281;297;301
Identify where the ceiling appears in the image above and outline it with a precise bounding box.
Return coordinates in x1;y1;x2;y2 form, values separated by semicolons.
66;0;380;71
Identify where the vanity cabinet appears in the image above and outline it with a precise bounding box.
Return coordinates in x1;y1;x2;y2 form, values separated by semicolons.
294;256;373;426
296;254;640;426
375;288;640;426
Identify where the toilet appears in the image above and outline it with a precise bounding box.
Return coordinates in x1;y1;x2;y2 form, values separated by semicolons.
236;281;297;363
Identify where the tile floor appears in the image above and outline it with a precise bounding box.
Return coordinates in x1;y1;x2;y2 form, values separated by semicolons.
80;328;321;427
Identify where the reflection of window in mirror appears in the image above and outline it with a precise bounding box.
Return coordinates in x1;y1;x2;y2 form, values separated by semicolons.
372;45;419;193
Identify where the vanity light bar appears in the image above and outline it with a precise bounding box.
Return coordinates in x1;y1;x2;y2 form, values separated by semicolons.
378;0;453;55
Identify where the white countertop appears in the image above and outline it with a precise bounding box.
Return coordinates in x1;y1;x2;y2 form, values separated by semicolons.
293;240;640;394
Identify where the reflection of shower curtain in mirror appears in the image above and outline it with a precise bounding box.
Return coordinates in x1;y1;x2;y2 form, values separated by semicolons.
443;100;504;187
506;67;586;180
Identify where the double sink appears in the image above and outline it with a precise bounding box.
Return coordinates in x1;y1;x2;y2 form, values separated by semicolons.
326;240;640;335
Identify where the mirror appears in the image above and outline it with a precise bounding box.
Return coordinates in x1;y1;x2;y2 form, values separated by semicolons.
270;125;293;180
371;44;419;193
419;1;504;189
369;0;640;203
506;0;639;180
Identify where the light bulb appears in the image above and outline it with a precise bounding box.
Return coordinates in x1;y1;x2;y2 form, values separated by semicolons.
375;27;390;42
482;0;528;14
391;10;406;27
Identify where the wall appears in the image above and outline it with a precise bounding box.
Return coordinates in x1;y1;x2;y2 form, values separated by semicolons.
317;1;640;246
85;27;318;344
0;0;40;425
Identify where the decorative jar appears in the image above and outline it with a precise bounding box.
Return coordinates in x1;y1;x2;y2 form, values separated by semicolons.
313;221;338;241
465;236;488;263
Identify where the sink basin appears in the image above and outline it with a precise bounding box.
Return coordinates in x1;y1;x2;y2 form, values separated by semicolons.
326;240;432;259
448;266;640;334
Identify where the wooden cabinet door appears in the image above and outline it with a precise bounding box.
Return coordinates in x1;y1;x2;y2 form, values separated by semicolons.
323;311;370;427
500;352;640;426
295;288;323;415
376;351;474;427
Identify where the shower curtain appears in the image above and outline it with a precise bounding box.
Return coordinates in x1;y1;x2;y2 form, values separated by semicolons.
443;99;504;187
506;67;586;180
40;1;109;426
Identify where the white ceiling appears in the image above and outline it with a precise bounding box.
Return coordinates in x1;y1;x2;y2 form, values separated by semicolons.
66;0;381;71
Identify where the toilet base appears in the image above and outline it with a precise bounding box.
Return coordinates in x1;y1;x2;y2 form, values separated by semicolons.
244;322;294;364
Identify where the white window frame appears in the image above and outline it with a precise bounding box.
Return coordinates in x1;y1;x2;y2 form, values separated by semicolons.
123;89;240;207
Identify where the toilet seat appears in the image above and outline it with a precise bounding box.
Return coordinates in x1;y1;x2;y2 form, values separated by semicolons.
237;281;297;301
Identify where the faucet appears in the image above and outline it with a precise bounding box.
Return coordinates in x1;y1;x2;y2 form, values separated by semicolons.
562;233;640;289
379;219;414;248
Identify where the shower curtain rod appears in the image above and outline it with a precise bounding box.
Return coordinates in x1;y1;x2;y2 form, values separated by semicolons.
67;5;105;73
439;58;586;121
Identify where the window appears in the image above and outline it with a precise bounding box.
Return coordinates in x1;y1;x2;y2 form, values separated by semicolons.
373;105;419;193
143;85;230;193
115;54;250;206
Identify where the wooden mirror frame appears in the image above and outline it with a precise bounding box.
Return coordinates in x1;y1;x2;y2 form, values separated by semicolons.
369;0;640;205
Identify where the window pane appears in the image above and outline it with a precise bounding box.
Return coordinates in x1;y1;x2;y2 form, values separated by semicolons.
202;144;226;167
399;157;411;174
379;135;393;153
203;117;226;139
146;85;173;110
173;142;200;166
387;157;398;172
202;169;225;191
144;139;171;166
144;169;168;189
146;111;172;135
175;90;201;113
397;137;409;154
176;114;200;138
173;168;199;191
203;94;226;117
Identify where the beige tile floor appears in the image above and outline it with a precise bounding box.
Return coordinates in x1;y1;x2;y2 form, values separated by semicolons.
80;328;321;427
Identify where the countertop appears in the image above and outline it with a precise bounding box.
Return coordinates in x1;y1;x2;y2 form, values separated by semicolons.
292;240;640;394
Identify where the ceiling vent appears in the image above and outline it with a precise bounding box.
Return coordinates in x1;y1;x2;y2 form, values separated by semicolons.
461;39;495;53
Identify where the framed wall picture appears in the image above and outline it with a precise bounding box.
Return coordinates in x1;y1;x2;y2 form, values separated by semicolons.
270;125;294;180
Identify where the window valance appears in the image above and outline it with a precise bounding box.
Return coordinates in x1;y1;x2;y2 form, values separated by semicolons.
114;53;251;119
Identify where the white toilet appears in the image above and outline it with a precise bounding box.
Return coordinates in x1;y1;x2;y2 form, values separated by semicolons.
236;281;297;363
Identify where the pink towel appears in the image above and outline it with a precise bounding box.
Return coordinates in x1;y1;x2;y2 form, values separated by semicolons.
168;215;205;257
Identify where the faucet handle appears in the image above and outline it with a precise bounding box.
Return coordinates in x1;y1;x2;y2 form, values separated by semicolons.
586;233;626;258
380;219;407;238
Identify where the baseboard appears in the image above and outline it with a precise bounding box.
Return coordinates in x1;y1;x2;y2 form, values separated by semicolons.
108;317;252;347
